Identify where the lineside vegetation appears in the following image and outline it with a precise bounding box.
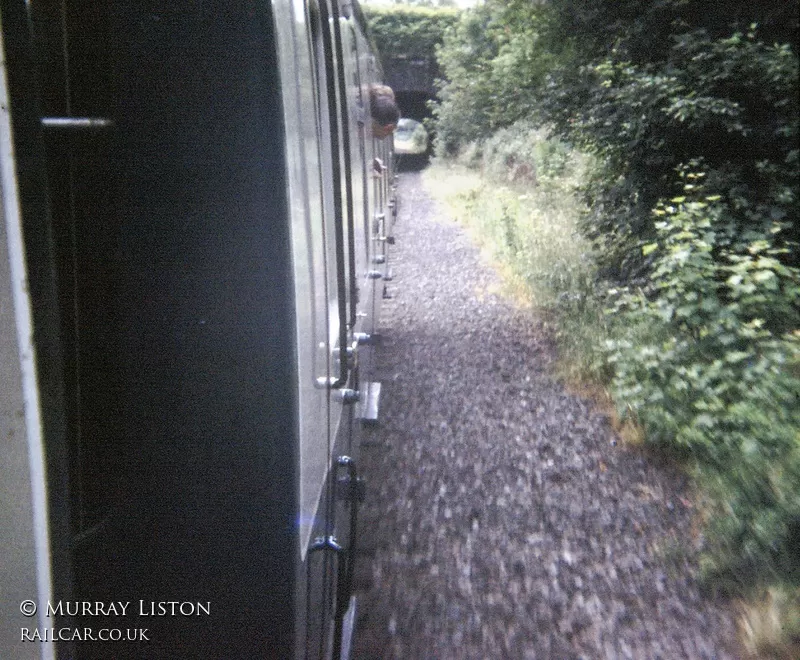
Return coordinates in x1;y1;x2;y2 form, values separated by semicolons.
362;4;459;75
426;0;799;653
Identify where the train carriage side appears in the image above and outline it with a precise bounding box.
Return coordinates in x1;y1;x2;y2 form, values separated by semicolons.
0;0;392;658
334;4;393;419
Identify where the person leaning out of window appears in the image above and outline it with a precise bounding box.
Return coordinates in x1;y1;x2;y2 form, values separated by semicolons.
370;84;399;139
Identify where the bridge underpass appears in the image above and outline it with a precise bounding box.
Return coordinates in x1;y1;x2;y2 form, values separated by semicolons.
382;55;438;123
395;90;434;123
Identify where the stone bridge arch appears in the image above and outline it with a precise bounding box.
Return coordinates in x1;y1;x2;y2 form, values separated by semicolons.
383;55;438;122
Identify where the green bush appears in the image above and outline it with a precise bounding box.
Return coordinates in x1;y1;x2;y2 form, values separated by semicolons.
433;2;799;281
546;29;799;282
481;121;572;184
606;183;800;586
431;3;500;153
432;0;574;155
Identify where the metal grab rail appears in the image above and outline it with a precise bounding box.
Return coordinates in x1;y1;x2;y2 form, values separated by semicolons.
41;117;114;130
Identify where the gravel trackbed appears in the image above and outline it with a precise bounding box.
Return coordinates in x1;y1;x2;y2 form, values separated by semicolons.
351;171;740;660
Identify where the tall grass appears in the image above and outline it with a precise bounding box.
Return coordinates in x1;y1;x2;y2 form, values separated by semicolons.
423;123;613;384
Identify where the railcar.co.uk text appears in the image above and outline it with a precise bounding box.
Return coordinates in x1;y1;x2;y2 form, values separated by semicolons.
21;627;150;642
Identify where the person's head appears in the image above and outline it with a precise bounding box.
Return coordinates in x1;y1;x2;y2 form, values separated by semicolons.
370;85;400;138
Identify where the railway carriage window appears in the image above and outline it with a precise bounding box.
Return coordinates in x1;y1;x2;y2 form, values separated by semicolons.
344;20;370;299
307;0;342;379
270;0;335;559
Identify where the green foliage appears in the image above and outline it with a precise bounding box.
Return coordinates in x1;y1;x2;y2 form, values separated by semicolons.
606;187;800;586
433;1;799;279
433;0;576;154
543;0;799;65
362;5;458;65
430;3;500;152
480;121;573;184
547;29;799;281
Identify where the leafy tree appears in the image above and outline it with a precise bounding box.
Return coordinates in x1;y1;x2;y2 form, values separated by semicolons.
431;2;498;151
433;0;575;152
434;0;798;279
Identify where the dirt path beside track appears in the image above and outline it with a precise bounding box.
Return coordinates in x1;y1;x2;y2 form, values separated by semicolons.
352;171;740;660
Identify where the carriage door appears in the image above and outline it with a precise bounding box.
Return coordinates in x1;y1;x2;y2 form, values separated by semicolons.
325;3;374;656
24;0;118;632
274;0;355;656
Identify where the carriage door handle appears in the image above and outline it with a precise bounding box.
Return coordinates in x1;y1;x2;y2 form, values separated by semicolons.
332;456;365;656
